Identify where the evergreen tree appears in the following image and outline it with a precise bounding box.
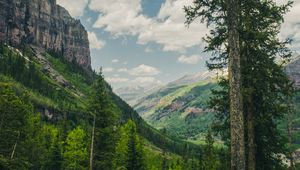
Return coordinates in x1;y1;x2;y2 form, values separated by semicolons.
89;73;120;170
185;0;294;169
0;83;31;169
185;0;246;168
63;126;88;170
114;120;144;170
201;130;220;170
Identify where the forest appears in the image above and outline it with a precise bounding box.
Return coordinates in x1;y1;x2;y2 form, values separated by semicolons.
0;0;300;170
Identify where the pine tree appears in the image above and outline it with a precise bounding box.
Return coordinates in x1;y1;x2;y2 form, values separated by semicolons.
114;120;144;170
63;126;88;170
89;73;120;170
0;83;31;169
201;130;220;170
185;1;245;168
185;0;294;169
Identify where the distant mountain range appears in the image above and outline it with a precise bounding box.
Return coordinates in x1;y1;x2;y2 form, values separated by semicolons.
132;75;219;141
167;69;227;87
114;85;162;106
115;69;227;107
130;56;300;144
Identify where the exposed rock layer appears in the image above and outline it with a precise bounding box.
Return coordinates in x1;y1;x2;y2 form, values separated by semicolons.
0;0;91;69
286;56;300;89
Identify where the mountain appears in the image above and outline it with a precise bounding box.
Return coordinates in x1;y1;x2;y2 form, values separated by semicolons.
0;0;202;164
133;74;218;141
286;55;300;88
115;85;162;106
134;60;300;144
0;0;90;69
167;69;227;87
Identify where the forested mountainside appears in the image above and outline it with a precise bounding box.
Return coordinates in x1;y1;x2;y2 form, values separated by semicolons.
134;79;217;141
0;43;207;169
134;59;300;148
0;0;208;169
1;0;300;169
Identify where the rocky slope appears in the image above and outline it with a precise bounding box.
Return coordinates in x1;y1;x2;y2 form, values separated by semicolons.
0;0;91;69
286;56;300;89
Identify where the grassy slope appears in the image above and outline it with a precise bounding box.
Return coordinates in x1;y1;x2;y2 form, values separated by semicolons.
136;77;300;148
135;80;218;141
0;45;201;158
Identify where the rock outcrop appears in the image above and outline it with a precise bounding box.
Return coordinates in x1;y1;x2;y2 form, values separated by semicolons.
286;56;300;89
0;0;91;69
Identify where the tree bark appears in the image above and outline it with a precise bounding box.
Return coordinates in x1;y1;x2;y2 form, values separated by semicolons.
247;95;255;170
288;113;295;169
11;131;20;159
89;115;96;170
227;0;245;169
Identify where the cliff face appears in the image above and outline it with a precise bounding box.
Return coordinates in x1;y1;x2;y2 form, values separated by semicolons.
286;56;300;89
0;0;91;69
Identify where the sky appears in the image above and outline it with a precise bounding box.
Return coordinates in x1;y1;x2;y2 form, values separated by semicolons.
57;0;300;89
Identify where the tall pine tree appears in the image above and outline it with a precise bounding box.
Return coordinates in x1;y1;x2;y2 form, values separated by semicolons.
185;0;294;169
89;73;120;170
114;120;144;170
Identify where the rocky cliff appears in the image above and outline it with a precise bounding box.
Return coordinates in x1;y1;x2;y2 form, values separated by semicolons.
0;0;91;69
286;56;300;89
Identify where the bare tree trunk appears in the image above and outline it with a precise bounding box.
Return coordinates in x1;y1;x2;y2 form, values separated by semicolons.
247;95;255;170
227;0;245;169
11;131;20;159
89;115;96;170
288;110;295;170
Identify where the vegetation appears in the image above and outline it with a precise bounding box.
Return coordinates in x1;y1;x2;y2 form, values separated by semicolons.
0;0;299;168
185;0;296;169
0;44;208;169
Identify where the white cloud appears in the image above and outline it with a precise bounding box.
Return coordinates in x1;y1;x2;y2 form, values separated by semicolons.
275;1;300;51
105;77;129;84
129;64;160;76
89;0;208;52
145;46;153;53
117;68;129;73
102;67;114;73
116;65;161;76
90;0;152;36
137;0;208;52
88;0;300;52
178;55;201;64
57;0;88;17
132;77;162;86
88;32;105;49
106;76;162;89
112;59;119;63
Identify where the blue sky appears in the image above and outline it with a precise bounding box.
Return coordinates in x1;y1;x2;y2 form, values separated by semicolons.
57;0;300;89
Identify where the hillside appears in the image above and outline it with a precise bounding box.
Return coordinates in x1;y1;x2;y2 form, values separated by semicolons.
134;78;218;141
134;60;300;146
0;0;202;168
0;43;207;169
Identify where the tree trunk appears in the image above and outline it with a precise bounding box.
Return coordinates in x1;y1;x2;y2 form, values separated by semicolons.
247;95;255;170
227;0;245;169
11;131;20;159
89;115;96;170
288;113;295;169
